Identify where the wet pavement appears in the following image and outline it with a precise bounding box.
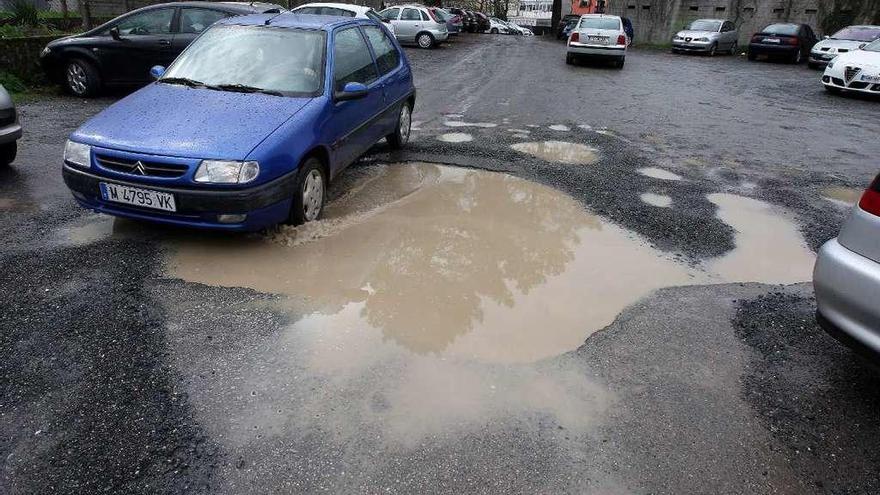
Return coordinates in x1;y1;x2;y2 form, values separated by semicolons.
2;34;879;494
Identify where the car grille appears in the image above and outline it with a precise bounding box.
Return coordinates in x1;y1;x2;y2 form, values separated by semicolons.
95;155;188;178
0;108;15;127
848;81;870;90
844;66;861;82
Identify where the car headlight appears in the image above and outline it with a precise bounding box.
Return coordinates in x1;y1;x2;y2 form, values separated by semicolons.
194;160;259;184
63;140;91;168
40;46;51;57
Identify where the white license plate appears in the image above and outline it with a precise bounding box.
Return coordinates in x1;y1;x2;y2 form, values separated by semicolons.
764;38;781;43
100;182;176;212
587;35;607;42
860;74;880;82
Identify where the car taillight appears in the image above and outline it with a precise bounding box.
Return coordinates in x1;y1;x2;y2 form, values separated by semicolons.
617;34;626;45
785;36;798;45
570;32;579;43
859;176;880;217
751;35;762;42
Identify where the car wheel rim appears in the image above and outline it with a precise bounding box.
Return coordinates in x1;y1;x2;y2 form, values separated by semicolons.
66;63;87;95
302;169;324;222
399;105;411;144
419;35;431;48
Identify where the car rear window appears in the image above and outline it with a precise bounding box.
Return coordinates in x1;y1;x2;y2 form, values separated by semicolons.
763;24;799;35
578;17;620;30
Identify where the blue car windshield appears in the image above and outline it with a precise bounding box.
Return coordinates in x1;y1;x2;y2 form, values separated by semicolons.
162;25;326;96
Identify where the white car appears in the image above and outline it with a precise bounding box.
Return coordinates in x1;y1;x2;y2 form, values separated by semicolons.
810;25;880;69
291;2;394;35
486;17;510;34
379;5;448;48
566;14;628;68
822;38;880;95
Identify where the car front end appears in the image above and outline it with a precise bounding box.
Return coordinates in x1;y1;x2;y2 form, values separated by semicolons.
814;174;880;360
809;39;864;68
0;85;22;146
821;49;880;95
671;30;718;53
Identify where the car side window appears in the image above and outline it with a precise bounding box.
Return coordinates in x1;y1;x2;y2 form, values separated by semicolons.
420;10;429;21
179;8;228;34
114;8;174;35
363;25;400;75
333;27;379;91
380;8;400;20
295;7;318;14
401;8;421;21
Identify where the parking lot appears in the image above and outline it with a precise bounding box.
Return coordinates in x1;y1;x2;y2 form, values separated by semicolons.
2;32;880;493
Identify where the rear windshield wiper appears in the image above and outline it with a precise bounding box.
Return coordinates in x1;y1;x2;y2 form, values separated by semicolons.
213;84;284;96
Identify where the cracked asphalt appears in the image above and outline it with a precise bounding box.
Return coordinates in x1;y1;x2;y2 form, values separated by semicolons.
2;34;879;494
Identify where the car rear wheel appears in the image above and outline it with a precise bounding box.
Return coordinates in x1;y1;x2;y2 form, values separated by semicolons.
65;59;101;97
387;102;412;149
747;51;757;61
791;49;803;64
289;157;326;225
417;32;434;49
0;142;16;167
615;57;625;69
566;53;574;65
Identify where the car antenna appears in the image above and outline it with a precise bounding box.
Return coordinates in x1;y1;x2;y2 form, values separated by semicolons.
264;11;284;24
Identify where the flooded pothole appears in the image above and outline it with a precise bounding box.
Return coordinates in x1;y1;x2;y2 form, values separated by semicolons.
549;124;570;131
637;167;682;181
640;193;672;208
444;121;497;128
821;186;862;208
438;132;473;143
510;141;600;165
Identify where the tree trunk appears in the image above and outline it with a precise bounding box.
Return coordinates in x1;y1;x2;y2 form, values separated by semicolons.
60;0;69;20
80;0;92;30
551;0;561;36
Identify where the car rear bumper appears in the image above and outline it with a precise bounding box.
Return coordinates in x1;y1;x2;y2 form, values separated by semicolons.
813;238;880;357
567;43;625;58
749;43;798;56
63;164;296;231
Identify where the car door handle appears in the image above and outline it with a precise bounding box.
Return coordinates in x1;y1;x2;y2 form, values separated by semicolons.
158;39;171;46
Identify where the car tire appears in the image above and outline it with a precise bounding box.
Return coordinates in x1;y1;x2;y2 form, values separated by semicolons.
729;42;738;55
417;32;434;49
0;141;16;167
491;28;498;34
792;50;803;64
747;51;757;61
65;59;101;97
615;57;625;69
289;157;326;225
566;53;574;65
708;43;717;57
386;102;412;149
808;61;818;69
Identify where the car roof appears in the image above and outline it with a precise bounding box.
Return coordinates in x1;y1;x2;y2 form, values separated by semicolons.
160;1;284;13
218;11;368;30
293;2;372;13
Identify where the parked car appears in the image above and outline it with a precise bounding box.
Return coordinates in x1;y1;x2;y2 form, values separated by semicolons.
672;19;738;56
61;13;415;231
39;1;284;97
487;17;511;34
291;2;394;35
821;38;880;95
448;8;475;33
474;12;491;33
561;18;578;40
557;14;580;39
0;84;21;167
809;24;880;69
504;20;525;35
432;8;462;36
566;14;628;68
814;171;880;360
379;5;449;48
748;23;818;63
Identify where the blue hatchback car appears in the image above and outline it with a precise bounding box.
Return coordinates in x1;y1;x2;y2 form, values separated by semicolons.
62;13;415;230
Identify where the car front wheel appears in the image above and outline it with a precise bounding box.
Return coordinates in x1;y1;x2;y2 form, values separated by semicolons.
0;141;16;167
65;59;101;97
729;42;738;55
289;157;326;225
417;32;434;49
387;102;412;149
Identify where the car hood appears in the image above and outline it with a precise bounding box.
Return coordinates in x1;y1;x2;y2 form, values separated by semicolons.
676;30;718;38
72;83;312;160
832;49;880;70
813;38;868;53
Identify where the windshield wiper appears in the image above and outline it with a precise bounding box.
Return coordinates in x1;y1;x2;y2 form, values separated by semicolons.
213;84;284;96
159;77;211;88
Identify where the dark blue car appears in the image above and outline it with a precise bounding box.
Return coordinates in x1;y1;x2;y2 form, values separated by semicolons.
62;13;415;230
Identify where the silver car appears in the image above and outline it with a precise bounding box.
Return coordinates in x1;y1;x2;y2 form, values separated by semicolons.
379;4;448;49
809;25;880;69
0;84;21;167
672;19;739;56
814;174;880;359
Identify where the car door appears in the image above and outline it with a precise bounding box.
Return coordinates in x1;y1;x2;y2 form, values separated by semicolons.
362;24;408;135
397;8;423;43
719;21;734;49
102;7;176;82
327;26;383;175
172;8;232;59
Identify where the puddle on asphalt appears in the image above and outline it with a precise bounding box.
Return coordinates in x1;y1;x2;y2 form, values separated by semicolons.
511;141;599;165
438;132;473;143
705;193;814;284
444;121;497;128
507;128;530;134
821;186;862;208
549;124;571;131
640;193;672;208
637;167;682;181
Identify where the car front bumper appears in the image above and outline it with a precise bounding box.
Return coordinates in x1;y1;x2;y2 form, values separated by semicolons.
0;122;22;145
567;43;625;58
809;53;834;66
814;237;880;358
672;40;713;52
62;164;296;231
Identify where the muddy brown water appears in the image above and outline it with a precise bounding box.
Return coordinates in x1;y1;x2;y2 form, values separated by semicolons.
511;141;600;165
821;186;862;207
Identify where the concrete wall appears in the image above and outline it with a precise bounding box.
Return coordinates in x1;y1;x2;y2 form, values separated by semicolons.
604;0;880;45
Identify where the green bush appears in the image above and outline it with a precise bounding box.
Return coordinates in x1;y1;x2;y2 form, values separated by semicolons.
0;71;29;93
9;0;40;27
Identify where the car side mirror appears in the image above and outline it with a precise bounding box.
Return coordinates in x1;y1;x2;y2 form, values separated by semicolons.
823;35;830;39
382;17;391;23
150;65;166;80
334;82;368;102
110;26;123;41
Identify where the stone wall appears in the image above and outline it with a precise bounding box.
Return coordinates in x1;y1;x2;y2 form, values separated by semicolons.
0;35;61;82
605;0;880;45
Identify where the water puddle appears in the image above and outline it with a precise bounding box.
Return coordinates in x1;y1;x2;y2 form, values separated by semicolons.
640;193;672;208
821;186;862;208
511;141;600;165
507;128;530;134
438;132;473;143
549;124;571;131
637;167;682;181
578;124;593;130
705;193;815;284
444;121;497;128
512;133;530;139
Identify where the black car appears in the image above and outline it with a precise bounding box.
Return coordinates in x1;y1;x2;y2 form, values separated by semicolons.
748;23;818;64
40;1;284;97
474;12;490;32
